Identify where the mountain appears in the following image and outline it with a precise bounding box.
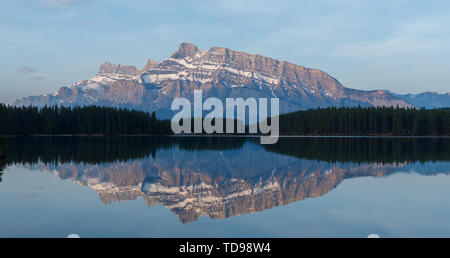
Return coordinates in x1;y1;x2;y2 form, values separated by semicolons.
15;42;414;118
386;91;450;109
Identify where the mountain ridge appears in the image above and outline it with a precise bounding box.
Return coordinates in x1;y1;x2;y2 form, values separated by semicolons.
15;42;445;118
386;90;450;109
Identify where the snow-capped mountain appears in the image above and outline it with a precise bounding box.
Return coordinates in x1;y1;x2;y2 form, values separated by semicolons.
15;42;416;118
386;91;450;109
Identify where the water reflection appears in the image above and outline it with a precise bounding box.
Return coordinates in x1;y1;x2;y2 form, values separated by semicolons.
0;141;5;182
1;137;449;223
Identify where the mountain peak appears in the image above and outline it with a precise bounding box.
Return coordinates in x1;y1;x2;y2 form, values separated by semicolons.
144;58;160;70
170;42;201;59
98;62;140;75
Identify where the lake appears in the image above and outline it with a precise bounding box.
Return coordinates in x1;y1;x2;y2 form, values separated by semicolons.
0;136;449;237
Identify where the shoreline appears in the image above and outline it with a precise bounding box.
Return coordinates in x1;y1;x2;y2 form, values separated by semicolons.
1;134;449;139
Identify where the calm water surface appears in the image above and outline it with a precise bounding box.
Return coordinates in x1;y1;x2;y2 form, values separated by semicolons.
0;136;449;237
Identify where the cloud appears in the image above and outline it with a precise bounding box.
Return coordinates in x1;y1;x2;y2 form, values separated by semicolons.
18;66;37;73
17;66;44;80
395;13;450;37
41;0;90;6
332;37;444;58
30;76;44;80
196;0;282;16
332;12;450;59
29;185;45;191
19;193;37;200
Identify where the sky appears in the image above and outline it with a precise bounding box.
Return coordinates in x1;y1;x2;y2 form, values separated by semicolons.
1;0;450;104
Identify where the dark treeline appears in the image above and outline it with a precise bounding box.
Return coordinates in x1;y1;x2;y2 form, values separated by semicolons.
0;138;5;182
1;105;449;136
262;137;450;164
1;136;173;166
0;104;172;136
0;136;245;170
0;135;449;182
278;106;450;136
0;136;449;168
180;118;246;135
0;136;247;181
176;135;245;151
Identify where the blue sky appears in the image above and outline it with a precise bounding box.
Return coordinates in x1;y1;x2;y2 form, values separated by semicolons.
1;0;449;104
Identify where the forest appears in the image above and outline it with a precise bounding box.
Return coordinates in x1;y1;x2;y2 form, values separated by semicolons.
0;104;172;136
277;106;449;136
0;104;448;136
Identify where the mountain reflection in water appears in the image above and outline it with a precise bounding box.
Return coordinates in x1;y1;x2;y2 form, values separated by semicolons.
1;136;449;223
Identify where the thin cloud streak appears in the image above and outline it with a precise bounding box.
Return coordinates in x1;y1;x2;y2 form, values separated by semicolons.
17;66;37;73
30;76;45;80
41;0;90;6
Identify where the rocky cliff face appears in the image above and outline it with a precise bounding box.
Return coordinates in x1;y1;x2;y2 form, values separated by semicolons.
15;42;414;118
